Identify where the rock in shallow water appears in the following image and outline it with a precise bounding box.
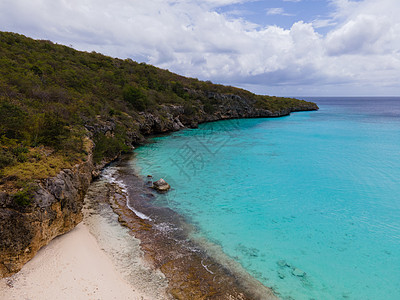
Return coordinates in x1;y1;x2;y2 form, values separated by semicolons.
152;178;171;192
292;268;306;277
277;270;286;279
277;260;287;267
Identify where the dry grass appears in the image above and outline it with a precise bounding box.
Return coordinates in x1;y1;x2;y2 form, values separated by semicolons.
2;147;76;181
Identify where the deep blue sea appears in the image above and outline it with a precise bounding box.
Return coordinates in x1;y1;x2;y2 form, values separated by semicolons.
131;97;400;299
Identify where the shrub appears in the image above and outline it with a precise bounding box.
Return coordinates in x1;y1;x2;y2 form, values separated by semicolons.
38;113;70;149
2;154;70;181
93;128;131;164
183;103;196;115
0;149;16;168
123;85;147;111
0;101;28;140
202;99;216;114
12;186;36;206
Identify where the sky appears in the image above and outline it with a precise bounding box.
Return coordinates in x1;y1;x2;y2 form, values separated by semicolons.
0;0;399;97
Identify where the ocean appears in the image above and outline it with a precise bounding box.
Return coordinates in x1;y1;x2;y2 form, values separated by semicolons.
130;97;400;299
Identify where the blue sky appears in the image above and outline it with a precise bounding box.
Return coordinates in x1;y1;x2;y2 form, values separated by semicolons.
0;0;399;97
218;0;332;32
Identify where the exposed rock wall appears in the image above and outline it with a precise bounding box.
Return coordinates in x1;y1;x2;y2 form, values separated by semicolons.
135;91;318;138
0;159;93;277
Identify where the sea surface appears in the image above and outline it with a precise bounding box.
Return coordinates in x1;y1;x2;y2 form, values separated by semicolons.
130;97;400;300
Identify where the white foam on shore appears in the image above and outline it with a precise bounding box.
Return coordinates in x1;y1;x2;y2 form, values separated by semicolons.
201;259;215;275
153;222;178;234
101;167;152;221
82;174;169;299
126;201;152;221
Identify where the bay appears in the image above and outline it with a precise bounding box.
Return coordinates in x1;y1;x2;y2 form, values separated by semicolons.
131;97;400;299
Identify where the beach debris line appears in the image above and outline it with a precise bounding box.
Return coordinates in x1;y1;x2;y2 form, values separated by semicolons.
152;178;171;192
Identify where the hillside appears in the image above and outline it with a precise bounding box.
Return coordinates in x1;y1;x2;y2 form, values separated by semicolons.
0;31;317;188
0;31;318;277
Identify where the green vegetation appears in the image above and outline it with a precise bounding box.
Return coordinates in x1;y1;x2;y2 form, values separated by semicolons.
12;184;36;207
123;85;152;111
92;125;131;164
0;31;317;193
254;95;315;112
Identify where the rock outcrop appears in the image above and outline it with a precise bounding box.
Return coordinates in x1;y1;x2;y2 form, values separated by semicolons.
152;178;171;192
0;158;94;278
132;91;318;142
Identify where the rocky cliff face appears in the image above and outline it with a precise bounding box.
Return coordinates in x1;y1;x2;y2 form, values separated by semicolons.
0;91;318;278
0;158;93;277
135;91;318;139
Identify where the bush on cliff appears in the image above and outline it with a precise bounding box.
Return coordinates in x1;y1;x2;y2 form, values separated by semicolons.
12;186;34;207
123;85;148;111
92;124;131;164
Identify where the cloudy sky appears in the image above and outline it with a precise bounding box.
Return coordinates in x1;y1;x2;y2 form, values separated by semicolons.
1;0;399;96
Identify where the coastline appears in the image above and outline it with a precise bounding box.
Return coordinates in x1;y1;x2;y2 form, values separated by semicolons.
109;155;278;299
0;109;317;298
0;32;319;284
0;157;277;300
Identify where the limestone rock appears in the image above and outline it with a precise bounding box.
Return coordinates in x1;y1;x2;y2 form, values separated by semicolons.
277;260;288;267
152;178;171;192
292;268;306;277
0;159;93;278
277;270;286;279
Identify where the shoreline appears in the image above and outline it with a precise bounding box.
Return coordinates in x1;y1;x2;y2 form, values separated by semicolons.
110;155;278;299
0;158;277;299
0;112;319;299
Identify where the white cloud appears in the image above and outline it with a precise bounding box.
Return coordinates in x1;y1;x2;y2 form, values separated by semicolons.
267;8;284;15
266;7;294;16
325;14;390;55
202;0;254;6
0;0;399;96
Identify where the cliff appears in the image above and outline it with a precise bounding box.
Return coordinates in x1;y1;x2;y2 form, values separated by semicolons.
0;153;93;277
0;31;318;277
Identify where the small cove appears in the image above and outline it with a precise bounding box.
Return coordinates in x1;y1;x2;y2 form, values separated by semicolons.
130;97;400;299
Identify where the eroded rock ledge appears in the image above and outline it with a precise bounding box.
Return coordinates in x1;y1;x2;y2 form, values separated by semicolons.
0;158;93;277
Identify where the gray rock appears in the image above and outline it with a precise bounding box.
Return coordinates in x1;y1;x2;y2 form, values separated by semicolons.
0;158;93;278
292;268;306;277
152;178;171;192
277;260;287;267
277;270;286;279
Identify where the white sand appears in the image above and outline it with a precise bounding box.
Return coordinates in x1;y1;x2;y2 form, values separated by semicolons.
0;223;147;300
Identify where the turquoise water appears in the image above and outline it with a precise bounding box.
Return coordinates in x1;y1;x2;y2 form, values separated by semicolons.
132;98;400;300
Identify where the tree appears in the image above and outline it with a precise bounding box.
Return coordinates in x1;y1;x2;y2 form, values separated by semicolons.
123;85;147;111
0;100;27;140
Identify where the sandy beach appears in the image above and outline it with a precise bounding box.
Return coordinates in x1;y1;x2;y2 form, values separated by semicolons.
0;223;147;300
0;172;169;300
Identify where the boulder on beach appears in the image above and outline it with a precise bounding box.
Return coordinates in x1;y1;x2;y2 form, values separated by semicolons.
152;178;171;192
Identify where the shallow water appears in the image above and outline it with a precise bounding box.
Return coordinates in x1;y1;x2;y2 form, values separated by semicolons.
82;168;169;299
132;97;400;300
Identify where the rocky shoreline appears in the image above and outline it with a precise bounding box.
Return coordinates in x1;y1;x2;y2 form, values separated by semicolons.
105;156;278;299
0;93;317;286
